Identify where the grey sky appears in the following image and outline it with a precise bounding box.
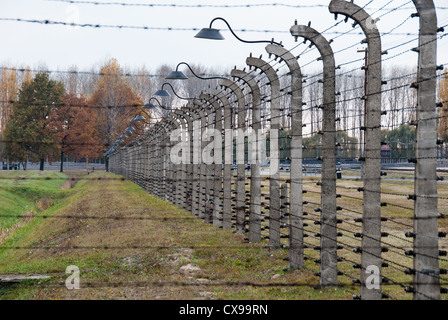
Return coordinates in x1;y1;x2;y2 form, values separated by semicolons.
0;0;447;75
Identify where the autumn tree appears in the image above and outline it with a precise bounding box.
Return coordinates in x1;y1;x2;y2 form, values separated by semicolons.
0;68;19;132
0;67;19;165
89;58;144;151
438;68;448;141
50;93;102;172
21;66;33;87
3;72;65;170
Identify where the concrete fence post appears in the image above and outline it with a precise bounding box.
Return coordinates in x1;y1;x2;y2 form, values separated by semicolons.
192;100;210;221
152;125;161;197
133;143;137;183
188;105;200;217
246;56;281;250
280;183;288;226
212;89;233;230
123;146;128;180
173;109;190;209
219;78;247;236
147;132;154;194
149;129;155;193
160;124;169;200
164;122;172;201
139;138;145;189
187;103;204;218
265;43;305;269
290;22;338;287
126;146;130;180
127;145;131;181
183;106;195;213
330;0;384;299
165;116;180;204
129;145;133;181
139;140;143;187
410;0;440;300
231;67;262;243
154;123;163;197
116;151;119;175
143;139;150;192
169;114;181;205
201;93;224;228
134;141;139;186
198;98;218;224
150;126;157;196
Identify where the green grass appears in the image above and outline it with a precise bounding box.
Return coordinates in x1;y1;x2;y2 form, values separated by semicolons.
0;171;445;300
0;172;355;300
0;171;69;230
0;171;67;189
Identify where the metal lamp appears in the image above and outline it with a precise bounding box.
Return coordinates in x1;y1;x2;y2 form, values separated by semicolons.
195;17;283;46
154;82;194;101
166;61;226;81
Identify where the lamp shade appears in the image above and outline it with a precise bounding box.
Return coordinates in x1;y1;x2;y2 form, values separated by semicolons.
165;70;188;80
195;28;225;40
144;103;158;109
154;89;171;97
131;115;146;122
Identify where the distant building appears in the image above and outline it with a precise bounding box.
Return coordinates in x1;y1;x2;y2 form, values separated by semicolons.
381;145;392;163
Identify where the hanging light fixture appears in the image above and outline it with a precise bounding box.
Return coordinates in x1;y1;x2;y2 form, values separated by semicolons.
195;17;282;46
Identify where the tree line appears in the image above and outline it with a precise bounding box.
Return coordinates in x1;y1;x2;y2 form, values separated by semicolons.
0;59;144;170
0;59;445;170
0;59;227;170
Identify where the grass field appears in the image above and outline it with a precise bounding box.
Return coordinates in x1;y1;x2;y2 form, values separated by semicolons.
0;170;446;300
237;169;448;300
0;171;69;232
0;171;349;300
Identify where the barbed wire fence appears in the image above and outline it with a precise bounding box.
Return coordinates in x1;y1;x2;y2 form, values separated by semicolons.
0;0;446;300
104;0;448;300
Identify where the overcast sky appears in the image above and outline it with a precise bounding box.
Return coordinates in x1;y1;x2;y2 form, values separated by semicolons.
0;0;447;76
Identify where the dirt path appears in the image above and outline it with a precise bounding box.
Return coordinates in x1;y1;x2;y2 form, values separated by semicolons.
59;175;83;190
0;172;341;300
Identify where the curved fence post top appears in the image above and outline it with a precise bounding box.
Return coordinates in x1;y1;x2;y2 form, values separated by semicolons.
265;44;302;78
246;56;279;88
199;93;218;113
189;99;204;111
193;98;209;111
290;23;335;69
209;88;232;120
173;109;187;120
211;87;230;106
329;0;380;37
218;78;246;111
219;78;243;95
231;68;260;96
192;99;202;106
412;0;437;24
199;93;215;103
168;111;185;126
200;93;223;119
